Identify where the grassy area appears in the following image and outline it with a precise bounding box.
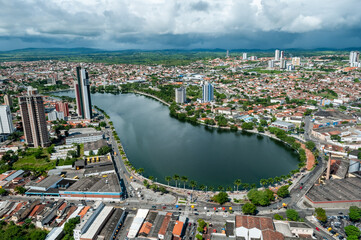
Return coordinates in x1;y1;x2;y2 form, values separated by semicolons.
79;143;84;157
13;148;55;172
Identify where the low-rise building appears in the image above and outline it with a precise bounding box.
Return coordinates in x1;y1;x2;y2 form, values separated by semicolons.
270;120;295;131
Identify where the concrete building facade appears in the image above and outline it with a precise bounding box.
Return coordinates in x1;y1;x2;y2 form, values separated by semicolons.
175;87;186;104
0;105;14;134
74;67;92;119
19;95;50;147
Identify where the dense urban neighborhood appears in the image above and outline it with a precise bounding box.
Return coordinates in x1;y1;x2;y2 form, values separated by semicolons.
0;50;361;240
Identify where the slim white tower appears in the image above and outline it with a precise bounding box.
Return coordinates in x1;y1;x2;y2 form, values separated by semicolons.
0;105;13;134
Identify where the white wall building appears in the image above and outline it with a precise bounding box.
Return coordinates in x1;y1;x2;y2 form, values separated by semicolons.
175;87;186;104
275;49;280;61
0;105;14;134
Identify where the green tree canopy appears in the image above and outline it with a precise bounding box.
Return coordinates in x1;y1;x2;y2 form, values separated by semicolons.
286;209;299;221
344;225;361;238
211;192;229;205
315;208;327;223
242;203;257;215
349;206;361;222
277;185;290;198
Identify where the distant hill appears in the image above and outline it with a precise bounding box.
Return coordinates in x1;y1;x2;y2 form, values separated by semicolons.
0;47;359;65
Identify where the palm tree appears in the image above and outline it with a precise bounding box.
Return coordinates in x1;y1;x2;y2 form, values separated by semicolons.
189;180;197;190
268;178;274;186
251;183;257;189
226;186;232;192
173;174;180;187
137;168;144;175
275;176;281;183
260;179;267;187
209;186;215;192
165;176;172;186
148;176;155;182
234;179;242;192
242;183;250;190
181;176;188;189
280;175;287;181
217;186;224;192
199;184;206;191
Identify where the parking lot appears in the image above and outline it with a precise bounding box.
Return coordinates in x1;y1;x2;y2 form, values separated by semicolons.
316;213;360;239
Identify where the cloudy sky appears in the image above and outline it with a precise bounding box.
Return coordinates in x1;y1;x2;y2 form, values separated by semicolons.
1;0;361;50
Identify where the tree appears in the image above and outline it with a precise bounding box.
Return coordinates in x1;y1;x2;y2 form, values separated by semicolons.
260;179;267;187
15;186;26;195
346;235;359;240
286;209;299;221
63;217;80;237
99;121;106;127
277;185;290;198
315;208;327;223
199;184;206;191
34;147;43;159
98;145;112;155
195;234;203;240
29;230;48;240
181;176;188;189
211;192;229;205
137;168;144;175
0;188;8;196
274;214;284;220
247;189;273;206
344;225;361;238
349;206;361;222
242;203;257;215
165;176;172;186
47;144;55;154
234;179;241;191
305;141;316;151
190;180;197;190
173;174;180;187
242;183;250;190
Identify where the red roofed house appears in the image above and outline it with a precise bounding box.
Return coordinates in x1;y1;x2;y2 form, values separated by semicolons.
235;215;284;240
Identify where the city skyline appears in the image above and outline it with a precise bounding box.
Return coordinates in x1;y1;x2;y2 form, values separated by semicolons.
0;0;361;51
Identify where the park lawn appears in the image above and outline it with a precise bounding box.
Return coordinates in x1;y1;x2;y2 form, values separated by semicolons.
13;148;55;171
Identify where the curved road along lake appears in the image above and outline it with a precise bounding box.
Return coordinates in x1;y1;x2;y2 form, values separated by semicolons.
55;91;299;187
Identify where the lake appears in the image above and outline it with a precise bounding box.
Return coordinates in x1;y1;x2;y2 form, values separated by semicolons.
54;90;299;188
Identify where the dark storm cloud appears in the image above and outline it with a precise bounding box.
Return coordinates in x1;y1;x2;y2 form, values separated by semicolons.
0;0;360;50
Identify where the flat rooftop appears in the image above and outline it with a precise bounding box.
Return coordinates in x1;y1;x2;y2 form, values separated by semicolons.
83;139;108;151
84;163;114;175
98;208;124;240
306;177;361;202
65;174;121;193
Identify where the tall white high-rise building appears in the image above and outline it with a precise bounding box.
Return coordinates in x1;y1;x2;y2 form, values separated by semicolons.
243;53;247;60
292;57;301;66
350;51;360;67
275;49;280;61
175;87;186;104
280;59;287;69
268;60;275;68
0;105;14;134
226;50;229;58
202;82;214;103
280;51;285;59
74;66;92;119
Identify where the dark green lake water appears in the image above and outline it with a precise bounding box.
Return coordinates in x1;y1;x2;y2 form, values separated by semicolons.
54;91;299;188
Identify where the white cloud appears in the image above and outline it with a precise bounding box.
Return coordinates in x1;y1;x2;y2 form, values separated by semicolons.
0;0;360;49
